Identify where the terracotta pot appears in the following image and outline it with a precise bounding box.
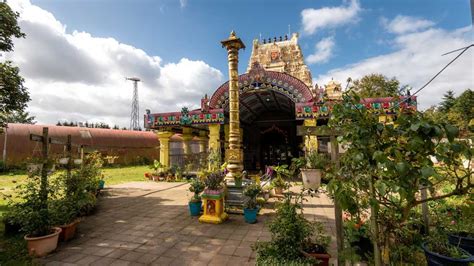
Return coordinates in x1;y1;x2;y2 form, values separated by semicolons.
59;220;80;242
24;227;62;257
301;250;331;266
274;187;283;195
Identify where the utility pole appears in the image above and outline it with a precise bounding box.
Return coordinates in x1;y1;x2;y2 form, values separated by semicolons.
126;77;141;130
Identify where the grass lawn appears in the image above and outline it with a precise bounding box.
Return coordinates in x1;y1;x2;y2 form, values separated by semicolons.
102;165;150;185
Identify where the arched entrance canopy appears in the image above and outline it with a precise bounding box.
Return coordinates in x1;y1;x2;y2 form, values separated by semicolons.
209;63;314;110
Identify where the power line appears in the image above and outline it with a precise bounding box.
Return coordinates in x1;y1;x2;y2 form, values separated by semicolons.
399;44;473;104
441;44;473;56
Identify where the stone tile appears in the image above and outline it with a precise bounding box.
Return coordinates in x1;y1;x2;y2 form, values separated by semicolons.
120;251;144;262
61;253;87;263
136;253;159;264
106;249;129;259
161;248;181;258
208;254;231;265
90;257;116;266
107;259;131;266
171;256;192;265
225;256;250;266
45;261;76;266
234;246;253;258
219;245;237;256
75;255;102;265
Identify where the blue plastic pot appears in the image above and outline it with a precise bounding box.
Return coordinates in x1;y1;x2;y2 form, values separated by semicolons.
244;208;258;224
422;242;474;266
98;180;105;190
189;201;202;216
449;233;474;255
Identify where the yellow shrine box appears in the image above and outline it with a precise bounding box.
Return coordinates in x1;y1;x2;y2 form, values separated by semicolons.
199;189;228;224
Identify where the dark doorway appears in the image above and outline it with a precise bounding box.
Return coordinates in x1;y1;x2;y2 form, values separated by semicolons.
238;90;303;171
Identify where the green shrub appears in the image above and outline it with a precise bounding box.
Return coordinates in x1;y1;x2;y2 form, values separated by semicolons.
189;178;205;202
243;183;261;210
253;192;324;264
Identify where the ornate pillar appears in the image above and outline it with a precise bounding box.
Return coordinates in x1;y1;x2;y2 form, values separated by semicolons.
221;31;245;180
208;124;221;152
157;131;174;168
208;124;221;171
224;124;229;160
182;127;193;155
304;119;318;152
198;131;208;153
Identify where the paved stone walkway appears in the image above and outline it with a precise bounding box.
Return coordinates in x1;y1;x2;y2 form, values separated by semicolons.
40;181;337;265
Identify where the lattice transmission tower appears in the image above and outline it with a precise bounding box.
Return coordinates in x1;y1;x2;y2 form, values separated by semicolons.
126;77;141;130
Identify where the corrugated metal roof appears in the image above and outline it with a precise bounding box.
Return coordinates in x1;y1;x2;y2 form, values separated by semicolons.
0;123;161;166
4;123;158;148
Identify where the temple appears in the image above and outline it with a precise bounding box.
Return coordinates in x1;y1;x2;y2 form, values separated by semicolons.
145;33;417;172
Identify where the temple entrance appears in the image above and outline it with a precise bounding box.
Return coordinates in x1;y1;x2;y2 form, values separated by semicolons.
239;89;303;171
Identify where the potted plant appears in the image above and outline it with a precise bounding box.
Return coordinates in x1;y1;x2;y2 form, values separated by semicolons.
149;160;163;180
252;191;321;265
422;231;474;265
444;202;474;255
234;172;243;187
199;171;228;224
300;151;328;190
144;172;152;180
271;165;290;195
301;220;332;266
243;183;262;223
11;168;62;257
50;199;80;242
175;166;184;181
188;178;205;216
203;171;225;194
98;174;106;190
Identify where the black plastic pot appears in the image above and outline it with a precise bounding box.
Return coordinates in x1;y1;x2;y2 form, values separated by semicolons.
449;233;474;255
350;236;372;261
3;219;21;236
422;243;474;266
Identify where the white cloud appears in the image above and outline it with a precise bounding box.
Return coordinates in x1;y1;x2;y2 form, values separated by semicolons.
3;0;223;127
180;0;187;8
307;37;335;64
317;25;473;110
301;0;361;35
382;15;435;34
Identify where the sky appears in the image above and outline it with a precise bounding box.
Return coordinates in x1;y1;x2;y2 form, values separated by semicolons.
2;0;473;128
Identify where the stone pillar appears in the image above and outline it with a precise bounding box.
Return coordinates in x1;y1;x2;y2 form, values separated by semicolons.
157;131;174;168
304;119;318;152
221;31;245;180
182;127;193;155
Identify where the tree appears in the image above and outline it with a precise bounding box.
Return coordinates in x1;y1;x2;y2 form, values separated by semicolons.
349;74;402;98
0;2;25;52
4;110;35;124
328;92;473;264
439;90;456;113
451;89;474;133
0;2;32;127
424;89;473;136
